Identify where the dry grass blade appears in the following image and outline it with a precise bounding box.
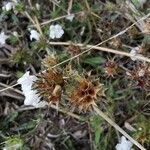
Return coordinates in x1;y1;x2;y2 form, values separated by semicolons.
0;83;19;93
49;42;150;63
18;104;83;121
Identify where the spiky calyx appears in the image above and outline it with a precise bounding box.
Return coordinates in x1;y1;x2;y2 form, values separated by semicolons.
42;54;58;68
104;59;119;77
67;44;81;56
126;63;150;89
70;78;104;111
33;69;64;104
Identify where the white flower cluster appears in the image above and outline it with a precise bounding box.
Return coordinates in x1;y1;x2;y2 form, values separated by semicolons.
29;24;65;41
0;32;9;45
116;136;133;150
2;1;17;11
17;72;48;108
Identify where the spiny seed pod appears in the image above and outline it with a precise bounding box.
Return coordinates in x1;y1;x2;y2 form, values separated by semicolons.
33;69;64;104
126;63;150;89
67;44;81;56
144;18;150;34
104;59;119;77
70;78;104;111
42;54;58;68
109;37;122;49
128;26;140;39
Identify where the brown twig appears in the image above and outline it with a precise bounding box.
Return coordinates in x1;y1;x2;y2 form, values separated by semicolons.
49;41;150;63
17;104;83;121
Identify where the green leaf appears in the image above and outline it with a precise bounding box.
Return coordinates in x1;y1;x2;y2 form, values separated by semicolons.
13;119;39;132
95;127;102;145
82;56;105;66
4;112;18;125
11;14;19;24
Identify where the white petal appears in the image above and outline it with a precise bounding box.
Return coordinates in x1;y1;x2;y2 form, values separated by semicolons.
36;3;40;10
55;30;64;38
13;31;18;37
17;71;47;108
130;49;137;61
30;30;40;41
24;90;40;106
34;101;48;108
55;24;62;30
50;25;55;30
116;136;133;150
49;24;64;39
3;2;15;11
138;69;145;77
65;14;75;22
0;32;9;45
49;30;56;39
17;72;30;84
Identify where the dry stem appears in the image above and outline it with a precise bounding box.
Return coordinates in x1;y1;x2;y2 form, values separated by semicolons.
93;105;146;150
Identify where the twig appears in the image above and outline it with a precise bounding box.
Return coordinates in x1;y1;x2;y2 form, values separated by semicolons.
0;82;22;95
93;105;146;150
34;16;43;36
24;11;35;25
0;74;12;78
67;0;73;14
32;11;83;27
49;41;150;63
17;104;83;121
0;83;19;93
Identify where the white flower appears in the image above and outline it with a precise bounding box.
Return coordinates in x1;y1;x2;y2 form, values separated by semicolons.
49;24;64;39
138;69;145;77
116;136;133;150
130;46;141;61
17;72;48;108
35;3;40;10
65;14;75;22
30;30;40;41
0;32;9;45
13;31;18;37
2;2;16;11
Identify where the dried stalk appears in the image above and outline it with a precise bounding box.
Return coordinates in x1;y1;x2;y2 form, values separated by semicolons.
93;105;146;150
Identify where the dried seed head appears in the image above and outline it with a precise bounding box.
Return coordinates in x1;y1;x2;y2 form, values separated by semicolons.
42;54;58;68
34;69;64;104
109;37;122;48
128;26;140;39
67;44;81;56
144;18;150;34
104;59;119;77
70;78;104;111
126;63;150;89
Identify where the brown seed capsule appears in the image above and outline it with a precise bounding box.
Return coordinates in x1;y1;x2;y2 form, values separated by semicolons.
104;59;119;77
34;69;64;104
42;54;58;68
67;44;81;56
109;37;122;49
70;78;104;111
126;63;150;89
